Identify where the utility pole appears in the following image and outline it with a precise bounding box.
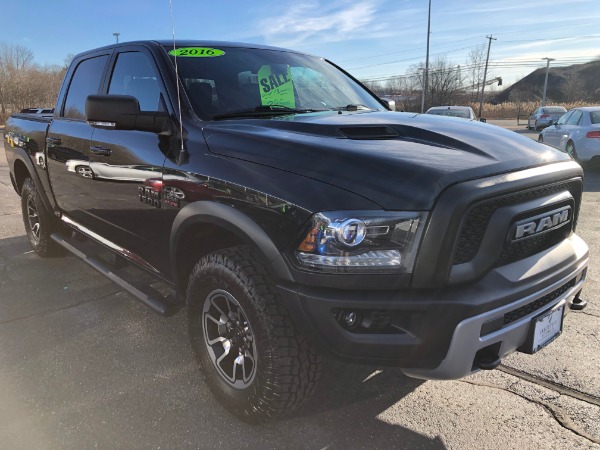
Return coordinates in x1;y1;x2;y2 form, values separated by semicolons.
478;34;496;119
541;57;555;106
421;0;431;113
113;32;120;44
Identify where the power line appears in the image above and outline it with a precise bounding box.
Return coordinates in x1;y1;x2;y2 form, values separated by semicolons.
357;56;598;84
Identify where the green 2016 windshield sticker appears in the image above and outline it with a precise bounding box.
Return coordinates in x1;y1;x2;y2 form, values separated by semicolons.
258;65;296;109
168;47;225;57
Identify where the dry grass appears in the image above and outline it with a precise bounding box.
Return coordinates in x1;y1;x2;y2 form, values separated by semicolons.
468;101;600;119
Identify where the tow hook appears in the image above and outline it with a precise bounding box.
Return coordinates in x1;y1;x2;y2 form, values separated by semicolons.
569;295;587;311
477;357;502;371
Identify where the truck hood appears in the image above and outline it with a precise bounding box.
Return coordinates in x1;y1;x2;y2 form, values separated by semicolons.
202;111;571;210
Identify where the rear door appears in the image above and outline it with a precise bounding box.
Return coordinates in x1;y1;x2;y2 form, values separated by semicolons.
560;109;583;150
87;46;175;274
46;51;111;226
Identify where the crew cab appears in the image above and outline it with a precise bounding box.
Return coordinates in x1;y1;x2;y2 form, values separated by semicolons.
3;40;589;423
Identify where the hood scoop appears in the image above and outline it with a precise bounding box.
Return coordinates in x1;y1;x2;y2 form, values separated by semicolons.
338;126;400;140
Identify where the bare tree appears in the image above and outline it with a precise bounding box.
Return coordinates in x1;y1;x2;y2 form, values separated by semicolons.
562;72;584;102
465;44;487;103
0;42;67;123
409;55;463;109
360;79;385;97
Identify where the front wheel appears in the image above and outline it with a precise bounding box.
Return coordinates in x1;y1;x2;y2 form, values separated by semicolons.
566;141;579;162
187;246;321;423
538;135;544;143
20;178;61;257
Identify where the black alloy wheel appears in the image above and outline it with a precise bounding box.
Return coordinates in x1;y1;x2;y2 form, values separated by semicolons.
20;178;61;257
187;246;321;423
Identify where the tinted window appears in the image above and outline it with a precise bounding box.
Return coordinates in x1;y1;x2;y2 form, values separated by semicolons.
590;111;600;124
566;110;582;125
108;52;163;111
63;55;109;120
544;107;566;114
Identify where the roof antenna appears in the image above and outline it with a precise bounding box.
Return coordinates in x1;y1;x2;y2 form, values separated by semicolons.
170;0;187;165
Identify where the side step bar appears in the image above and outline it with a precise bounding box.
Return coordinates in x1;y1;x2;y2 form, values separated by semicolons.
51;232;179;317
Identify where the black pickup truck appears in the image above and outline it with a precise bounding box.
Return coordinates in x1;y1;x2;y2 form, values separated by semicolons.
3;40;589;422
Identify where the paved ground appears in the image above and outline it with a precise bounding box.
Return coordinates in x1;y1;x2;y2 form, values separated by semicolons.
1;126;599;449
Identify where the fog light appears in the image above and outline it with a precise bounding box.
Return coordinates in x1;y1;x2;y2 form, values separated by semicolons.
339;310;361;329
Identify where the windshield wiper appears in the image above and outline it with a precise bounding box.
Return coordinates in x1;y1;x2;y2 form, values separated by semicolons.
212;105;327;120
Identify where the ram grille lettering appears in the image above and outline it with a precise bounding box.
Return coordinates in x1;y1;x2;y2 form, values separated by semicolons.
514;206;571;240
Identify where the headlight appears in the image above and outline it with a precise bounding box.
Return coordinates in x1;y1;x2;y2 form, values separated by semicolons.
294;211;427;273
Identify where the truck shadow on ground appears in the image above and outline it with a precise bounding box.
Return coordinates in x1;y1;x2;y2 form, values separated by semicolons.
212;359;447;449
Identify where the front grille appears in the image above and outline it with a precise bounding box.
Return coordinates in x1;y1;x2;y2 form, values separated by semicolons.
453;180;581;265
503;277;576;326
496;227;569;266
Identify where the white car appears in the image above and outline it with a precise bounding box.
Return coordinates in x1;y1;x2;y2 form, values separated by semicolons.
425;106;477;120
539;107;600;163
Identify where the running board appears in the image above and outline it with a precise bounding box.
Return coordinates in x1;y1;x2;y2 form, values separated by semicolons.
51;232;179;317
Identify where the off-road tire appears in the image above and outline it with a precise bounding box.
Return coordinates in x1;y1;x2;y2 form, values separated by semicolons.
187;245;322;423
20;178;61;257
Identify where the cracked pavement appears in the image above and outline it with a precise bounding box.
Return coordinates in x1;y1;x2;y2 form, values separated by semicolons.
1;129;599;449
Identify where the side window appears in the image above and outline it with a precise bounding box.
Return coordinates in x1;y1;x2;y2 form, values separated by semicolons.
62;55;109;120
557;111;572;125
566;110;582;126
108;52;163;112
531;108;539;116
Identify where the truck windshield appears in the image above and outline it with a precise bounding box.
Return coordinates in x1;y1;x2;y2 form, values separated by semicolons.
165;46;384;120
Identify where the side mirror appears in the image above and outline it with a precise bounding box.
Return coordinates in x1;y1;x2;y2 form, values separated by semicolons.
86;95;172;134
380;98;396;111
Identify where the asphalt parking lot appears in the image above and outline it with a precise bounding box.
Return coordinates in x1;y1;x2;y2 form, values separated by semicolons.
1;124;599;449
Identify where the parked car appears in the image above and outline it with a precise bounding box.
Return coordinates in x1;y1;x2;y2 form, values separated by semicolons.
539;107;600;163
528;106;566;131
425;106;477;120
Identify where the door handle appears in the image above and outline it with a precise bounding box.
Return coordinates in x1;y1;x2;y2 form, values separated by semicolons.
90;146;112;157
46;136;61;147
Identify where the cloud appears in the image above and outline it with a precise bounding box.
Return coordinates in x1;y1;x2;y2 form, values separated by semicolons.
258;0;391;47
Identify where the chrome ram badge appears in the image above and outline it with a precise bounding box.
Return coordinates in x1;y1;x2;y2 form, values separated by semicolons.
513;206;571;241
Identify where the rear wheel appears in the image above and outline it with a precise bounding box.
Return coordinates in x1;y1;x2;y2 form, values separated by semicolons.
20;178;61;257
187;245;321;423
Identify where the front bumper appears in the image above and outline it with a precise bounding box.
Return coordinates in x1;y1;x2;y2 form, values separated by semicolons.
277;234;588;380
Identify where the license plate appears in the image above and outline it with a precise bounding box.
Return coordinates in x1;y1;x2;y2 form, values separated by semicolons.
529;303;565;353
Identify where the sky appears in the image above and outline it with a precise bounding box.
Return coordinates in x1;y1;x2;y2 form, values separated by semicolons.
2;0;600;89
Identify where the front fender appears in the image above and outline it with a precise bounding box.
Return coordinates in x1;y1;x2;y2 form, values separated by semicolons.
170;201;295;290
